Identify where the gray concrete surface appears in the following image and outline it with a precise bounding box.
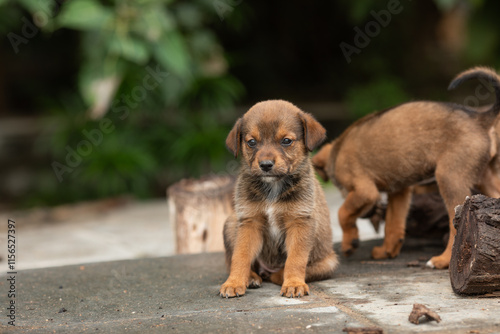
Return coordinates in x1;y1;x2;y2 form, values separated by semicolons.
0;186;499;333
1;239;499;333
0;199;175;270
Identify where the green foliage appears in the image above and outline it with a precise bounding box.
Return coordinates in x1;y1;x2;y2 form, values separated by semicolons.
338;0;495;119
462;2;500;69
6;0;244;206
464;18;499;65
346;77;410;118
338;0;484;21
337;0;374;24
434;0;484;11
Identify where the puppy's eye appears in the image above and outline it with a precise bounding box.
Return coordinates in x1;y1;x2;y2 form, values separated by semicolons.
247;139;257;148
281;138;293;146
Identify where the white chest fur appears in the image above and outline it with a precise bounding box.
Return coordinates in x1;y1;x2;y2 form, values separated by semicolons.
265;205;283;241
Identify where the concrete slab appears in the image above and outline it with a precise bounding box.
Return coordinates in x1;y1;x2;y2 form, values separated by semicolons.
0;199;174;270
0;239;498;333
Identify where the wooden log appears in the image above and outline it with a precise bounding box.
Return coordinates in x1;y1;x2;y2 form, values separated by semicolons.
167;175;235;254
450;194;500;295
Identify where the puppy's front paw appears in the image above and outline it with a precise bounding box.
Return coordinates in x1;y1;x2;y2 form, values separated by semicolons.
341;238;359;256
372;238;404;259
280;281;309;298
426;255;450;269
219;279;247;298
371;245;389;259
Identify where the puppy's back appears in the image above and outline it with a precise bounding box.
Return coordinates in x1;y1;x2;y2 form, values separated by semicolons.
334;101;491;191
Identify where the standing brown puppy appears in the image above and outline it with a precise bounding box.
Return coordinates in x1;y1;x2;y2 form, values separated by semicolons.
312;67;500;269
219;100;338;298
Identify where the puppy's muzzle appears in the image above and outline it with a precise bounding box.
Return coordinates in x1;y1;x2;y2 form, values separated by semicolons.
259;160;274;172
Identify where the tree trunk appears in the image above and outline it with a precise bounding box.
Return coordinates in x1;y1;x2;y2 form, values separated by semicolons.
167;175;235;254
450;194;500;295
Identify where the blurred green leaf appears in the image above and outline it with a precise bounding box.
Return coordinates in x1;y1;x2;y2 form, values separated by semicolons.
153;31;191;77
464;18;498;64
12;0;243;207
175;3;204;29
435;0;461;11
338;0;373;24
110;34;150;64
136;0;175;5
57;0;113;31
346;78;410;118
78;62;124;110
180;75;244;111
433;0;484;11
190;29;218;58
468;0;484;7
18;0;53;15
131;5;175;42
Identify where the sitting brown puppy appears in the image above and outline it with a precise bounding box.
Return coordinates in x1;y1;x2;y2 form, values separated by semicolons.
312;67;500;269
219;100;338;298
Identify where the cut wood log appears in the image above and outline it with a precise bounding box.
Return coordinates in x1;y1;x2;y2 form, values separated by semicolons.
167;175;236;254
450;194;500;295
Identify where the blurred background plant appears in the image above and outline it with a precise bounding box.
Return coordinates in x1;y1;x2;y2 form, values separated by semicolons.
1;0;500;209
0;0;244;207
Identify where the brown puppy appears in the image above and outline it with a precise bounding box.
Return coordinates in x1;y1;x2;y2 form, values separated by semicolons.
478;114;500;197
312;67;500;269
219;100;338;298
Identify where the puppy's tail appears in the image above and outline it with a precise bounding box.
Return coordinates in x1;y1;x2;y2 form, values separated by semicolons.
448;66;500;122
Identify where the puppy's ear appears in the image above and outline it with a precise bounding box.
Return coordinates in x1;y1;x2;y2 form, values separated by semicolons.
312;143;332;181
226;118;242;158
300;113;327;151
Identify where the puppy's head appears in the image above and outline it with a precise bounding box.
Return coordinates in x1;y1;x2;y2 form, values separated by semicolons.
311;142;333;181
226;100;326;180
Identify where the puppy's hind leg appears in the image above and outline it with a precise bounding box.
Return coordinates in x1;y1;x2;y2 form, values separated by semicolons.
248;270;263;289
269;251;338;290
269;269;284;286
305;251;339;282
372;187;412;259
338;180;379;256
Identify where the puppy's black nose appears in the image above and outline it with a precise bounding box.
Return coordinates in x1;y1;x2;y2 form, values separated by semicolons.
259;160;274;172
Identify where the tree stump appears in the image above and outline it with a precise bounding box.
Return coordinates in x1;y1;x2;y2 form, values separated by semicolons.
167;175;236;254
450;194;500;295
